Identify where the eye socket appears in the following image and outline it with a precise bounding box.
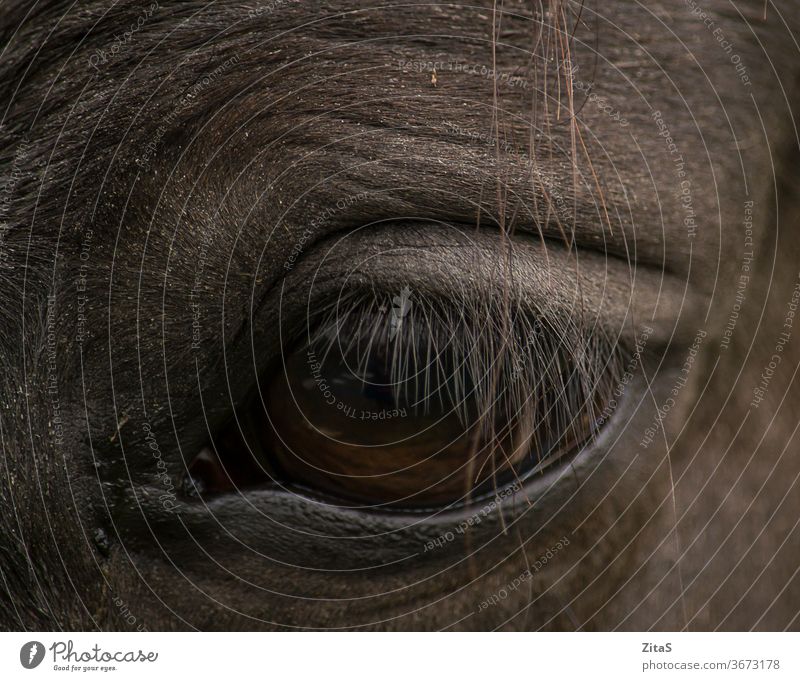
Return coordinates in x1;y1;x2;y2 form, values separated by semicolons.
184;289;621;510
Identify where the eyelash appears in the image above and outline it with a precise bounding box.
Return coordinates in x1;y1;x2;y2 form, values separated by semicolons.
296;286;626;473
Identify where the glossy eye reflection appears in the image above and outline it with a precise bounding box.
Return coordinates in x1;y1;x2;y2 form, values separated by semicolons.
188;292;621;509
264;323;524;507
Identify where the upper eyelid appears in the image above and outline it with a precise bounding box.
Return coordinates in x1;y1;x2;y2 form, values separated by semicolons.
270;221;690;354
178;214;685;445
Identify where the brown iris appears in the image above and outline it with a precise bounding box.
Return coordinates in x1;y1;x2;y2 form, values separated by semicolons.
261;334;527;507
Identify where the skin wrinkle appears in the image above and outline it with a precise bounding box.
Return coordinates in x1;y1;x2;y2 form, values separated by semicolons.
0;0;799;630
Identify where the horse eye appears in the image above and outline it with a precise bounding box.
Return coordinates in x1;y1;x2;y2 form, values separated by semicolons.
184;295;613;510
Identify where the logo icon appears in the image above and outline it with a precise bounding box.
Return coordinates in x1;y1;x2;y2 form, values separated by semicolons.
20;641;45;669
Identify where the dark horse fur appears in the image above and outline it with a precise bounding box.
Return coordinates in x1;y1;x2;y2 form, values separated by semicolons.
1;0;800;630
